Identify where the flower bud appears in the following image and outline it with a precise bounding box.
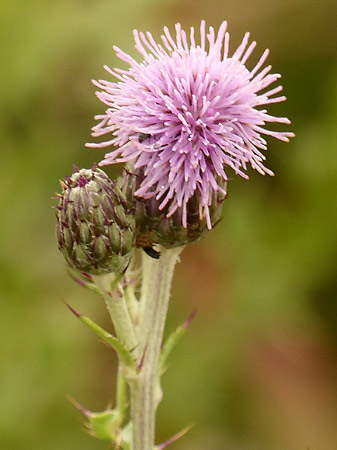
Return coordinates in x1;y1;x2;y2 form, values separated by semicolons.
119;168;226;249
56;167;136;274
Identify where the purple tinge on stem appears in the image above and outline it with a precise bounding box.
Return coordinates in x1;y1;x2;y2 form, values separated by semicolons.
87;21;294;229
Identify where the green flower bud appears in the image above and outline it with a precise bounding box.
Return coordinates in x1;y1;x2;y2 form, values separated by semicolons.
119;168;226;249
56;167;136;274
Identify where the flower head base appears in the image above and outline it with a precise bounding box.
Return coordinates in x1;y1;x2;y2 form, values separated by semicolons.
119;167;226;248
87;21;294;229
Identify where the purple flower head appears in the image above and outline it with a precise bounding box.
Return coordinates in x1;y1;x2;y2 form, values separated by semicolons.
87;21;294;229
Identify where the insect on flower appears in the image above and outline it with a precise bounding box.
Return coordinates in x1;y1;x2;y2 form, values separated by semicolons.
143;246;161;259
87;21;294;229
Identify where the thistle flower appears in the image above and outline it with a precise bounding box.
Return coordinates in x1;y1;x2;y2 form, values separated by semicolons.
56;167;135;275
87;21;294;229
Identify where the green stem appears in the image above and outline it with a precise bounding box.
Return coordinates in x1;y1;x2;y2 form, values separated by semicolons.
130;247;183;450
116;364;128;424
94;274;138;355
125;284;139;328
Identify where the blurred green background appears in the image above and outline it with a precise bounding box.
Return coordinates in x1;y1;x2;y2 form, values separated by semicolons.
1;0;337;449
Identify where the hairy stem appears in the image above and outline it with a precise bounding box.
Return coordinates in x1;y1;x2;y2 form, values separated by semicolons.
94;274;138;354
116;364;128;424
130;247;183;450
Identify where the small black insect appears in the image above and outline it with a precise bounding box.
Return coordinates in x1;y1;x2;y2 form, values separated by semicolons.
143;246;161;259
138;133;151;143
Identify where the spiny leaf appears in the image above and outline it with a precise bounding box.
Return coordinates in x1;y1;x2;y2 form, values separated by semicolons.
158;310;196;374
155;424;193;449
64;300;135;369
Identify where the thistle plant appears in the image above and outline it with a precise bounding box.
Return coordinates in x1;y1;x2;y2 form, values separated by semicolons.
56;21;294;450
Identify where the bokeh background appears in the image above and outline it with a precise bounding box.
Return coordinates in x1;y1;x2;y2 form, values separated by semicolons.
1;0;337;449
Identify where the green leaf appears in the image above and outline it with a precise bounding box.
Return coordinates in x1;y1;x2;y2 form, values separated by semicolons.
158;311;196;374
89;410;120;441
79;314;136;369
64;301;136;369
